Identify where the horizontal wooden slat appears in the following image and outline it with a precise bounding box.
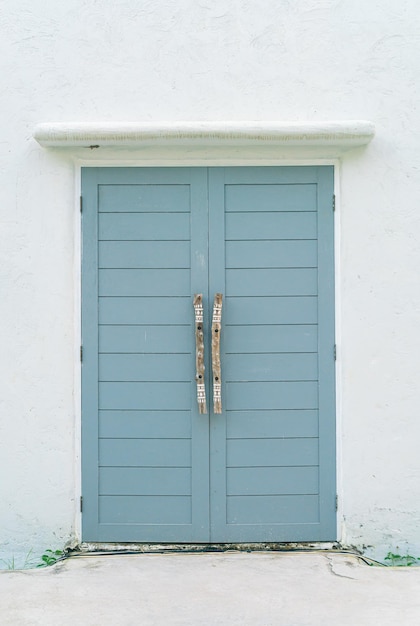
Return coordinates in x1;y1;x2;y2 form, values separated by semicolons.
99;241;190;268
226;410;318;439
226;269;317;296
99;438;191;466
226;495;319;524
99;467;191;495
226;240;317;268
98;184;190;212
224;325;317;354
224;353;318;382
227;438;318;467
99;325;191;353
99;354;191;382
226;212;317;240
99;496;191;524
99;382;191;410
224;297;317;325
99;410;192;439
227;467;319;496
99;213;190;240
99;297;190;325
222;167;319;185
99;269;190;296
225;184;317;213
226;381;318;410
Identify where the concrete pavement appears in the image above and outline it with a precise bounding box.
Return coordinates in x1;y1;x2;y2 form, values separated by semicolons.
1;551;419;625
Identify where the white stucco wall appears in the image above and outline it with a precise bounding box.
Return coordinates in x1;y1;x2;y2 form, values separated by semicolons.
1;0;420;566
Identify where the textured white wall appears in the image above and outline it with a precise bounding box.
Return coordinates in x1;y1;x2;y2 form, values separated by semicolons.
1;0;420;565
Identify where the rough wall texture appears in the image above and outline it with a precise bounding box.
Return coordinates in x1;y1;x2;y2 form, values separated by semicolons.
1;0;420;565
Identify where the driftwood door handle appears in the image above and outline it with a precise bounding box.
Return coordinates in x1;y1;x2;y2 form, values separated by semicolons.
193;294;207;414
211;293;223;414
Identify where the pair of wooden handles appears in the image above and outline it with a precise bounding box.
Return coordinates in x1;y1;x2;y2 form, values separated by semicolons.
193;293;223;414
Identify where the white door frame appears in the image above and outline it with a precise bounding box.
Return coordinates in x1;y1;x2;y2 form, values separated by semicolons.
72;154;342;546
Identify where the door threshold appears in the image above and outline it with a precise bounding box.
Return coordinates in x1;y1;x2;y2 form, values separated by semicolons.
75;541;344;555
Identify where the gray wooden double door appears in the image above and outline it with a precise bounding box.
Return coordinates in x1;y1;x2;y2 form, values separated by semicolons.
81;166;336;543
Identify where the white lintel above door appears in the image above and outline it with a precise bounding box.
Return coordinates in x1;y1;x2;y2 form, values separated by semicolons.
33;120;375;156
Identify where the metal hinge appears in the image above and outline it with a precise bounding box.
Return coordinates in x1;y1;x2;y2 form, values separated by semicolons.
80;496;83;512
335;495;338;511
80;196;83;213
80;345;83;362
334;344;337;361
332;194;336;212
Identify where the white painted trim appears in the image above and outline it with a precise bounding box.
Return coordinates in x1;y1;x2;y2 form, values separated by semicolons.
34;120;374;151
74;157;339;167
73;162;82;544
333;163;343;543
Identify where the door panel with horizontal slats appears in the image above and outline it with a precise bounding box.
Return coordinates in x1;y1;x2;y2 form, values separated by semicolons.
82;168;209;542
209;167;336;542
82;166;336;543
